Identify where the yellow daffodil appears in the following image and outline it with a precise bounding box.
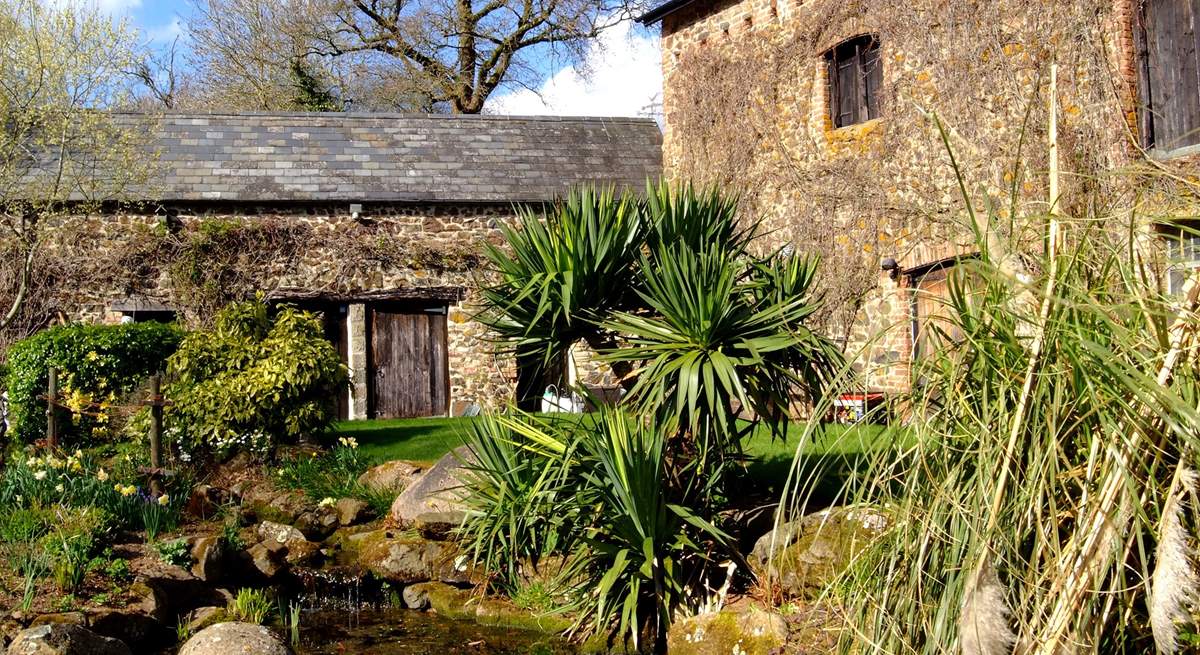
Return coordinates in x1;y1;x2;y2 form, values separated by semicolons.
33;470;47;481
157;494;170;506
318;497;337;508
337;437;359;449
55;484;64;494
97;469;109;482
120;485;136;496
85;351;99;361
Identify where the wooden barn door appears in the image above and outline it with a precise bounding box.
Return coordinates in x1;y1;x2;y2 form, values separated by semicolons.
910;264;963;360
369;303;449;418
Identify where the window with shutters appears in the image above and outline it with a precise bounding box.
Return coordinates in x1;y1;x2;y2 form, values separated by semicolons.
1135;0;1200;153
824;35;882;128
1162;227;1200;294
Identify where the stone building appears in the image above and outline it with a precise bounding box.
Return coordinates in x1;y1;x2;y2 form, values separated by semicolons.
34;112;662;419
640;0;1200;394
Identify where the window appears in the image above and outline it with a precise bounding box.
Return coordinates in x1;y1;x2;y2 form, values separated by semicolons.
1163;228;1200;294
1136;0;1200;152
825;35;882;128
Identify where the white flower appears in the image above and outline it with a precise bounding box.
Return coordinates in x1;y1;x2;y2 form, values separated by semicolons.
55;484;64;493
318;497;337;508
337;437;359;449
96;468;109;482
157;494;170;506
33;471;47;481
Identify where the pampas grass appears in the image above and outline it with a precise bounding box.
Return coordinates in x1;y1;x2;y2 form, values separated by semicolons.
959;560;1015;655
1150;467;1199;655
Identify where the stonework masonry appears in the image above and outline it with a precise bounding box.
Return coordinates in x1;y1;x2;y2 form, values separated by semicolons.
653;0;1200;393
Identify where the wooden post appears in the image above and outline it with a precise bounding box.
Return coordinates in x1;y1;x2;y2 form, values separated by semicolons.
46;367;58;448
148;374;163;495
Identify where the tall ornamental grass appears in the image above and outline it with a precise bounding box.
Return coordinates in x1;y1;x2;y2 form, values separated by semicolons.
796;119;1200;653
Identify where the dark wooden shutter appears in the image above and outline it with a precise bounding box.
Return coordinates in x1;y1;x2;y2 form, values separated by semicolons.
827;36;882;128
863;43;883;120
1144;0;1200;150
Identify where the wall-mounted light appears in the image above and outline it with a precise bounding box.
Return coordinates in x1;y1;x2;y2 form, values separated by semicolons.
349;203;363;221
880;256;901;280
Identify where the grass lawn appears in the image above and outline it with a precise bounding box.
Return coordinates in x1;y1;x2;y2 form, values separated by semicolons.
334;415;894;494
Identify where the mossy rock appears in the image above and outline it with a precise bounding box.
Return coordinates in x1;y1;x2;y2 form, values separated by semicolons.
407;582;476;621
748;506;887;598
666;609;787;655
473;598;573;634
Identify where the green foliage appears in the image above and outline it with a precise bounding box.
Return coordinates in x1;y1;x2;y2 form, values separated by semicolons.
167;298;348;456
4;322;183;445
289;59;341;112
228;587;275;625
154;538;191;568
274;439;390;515
461;410;727;651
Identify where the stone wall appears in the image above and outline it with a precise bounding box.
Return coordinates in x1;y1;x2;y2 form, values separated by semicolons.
19;201;617;415
657;0;1200;392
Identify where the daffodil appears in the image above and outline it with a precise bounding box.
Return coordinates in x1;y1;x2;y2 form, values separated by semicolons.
55;484;64;494
157;494;170;506
97;469;109;482
120;485;137;497
338;437;359;449
318;497;337;508
33;470;47;481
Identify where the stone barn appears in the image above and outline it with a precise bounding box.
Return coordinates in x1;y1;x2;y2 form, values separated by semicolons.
27;112;662;420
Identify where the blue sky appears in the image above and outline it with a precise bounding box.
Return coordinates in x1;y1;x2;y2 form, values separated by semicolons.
106;0;662;117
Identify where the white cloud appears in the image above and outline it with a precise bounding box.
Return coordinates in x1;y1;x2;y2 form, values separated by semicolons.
488;22;662;119
146;16;183;43
44;0;143;15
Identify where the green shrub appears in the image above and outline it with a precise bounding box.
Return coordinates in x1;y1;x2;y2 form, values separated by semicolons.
4;322;183;445
167;299;347;456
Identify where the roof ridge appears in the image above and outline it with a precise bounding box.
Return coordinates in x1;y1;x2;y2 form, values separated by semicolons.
111;110;659;125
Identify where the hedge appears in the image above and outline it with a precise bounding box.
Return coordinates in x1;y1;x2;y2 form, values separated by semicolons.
5;322;184;445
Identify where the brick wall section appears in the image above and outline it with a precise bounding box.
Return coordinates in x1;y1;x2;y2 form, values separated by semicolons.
656;0;1200;393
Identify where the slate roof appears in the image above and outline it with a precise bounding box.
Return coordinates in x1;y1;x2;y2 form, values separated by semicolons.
120;112;663;203
638;0;701;24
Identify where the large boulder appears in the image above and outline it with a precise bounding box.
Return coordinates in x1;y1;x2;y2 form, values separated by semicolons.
389;447;475;529
358;460;425;494
335;498;372;526
666;609;787;655
178;622;293;655
748;506;888;598
6;624;131;655
357;531;475;585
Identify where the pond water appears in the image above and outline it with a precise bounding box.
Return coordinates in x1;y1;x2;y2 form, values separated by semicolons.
295;608;579;655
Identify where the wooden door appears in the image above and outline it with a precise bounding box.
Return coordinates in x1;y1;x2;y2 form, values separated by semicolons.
911;265;964;360
369;304;449;418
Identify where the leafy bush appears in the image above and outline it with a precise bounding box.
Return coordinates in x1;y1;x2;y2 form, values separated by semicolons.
4;322;183;445
461;410;727;651
167;299;348;456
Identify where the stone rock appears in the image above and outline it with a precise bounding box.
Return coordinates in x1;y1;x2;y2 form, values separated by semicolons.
401;585;431;610
178;622;293;655
666;609;787;655
474;598;572;634
748;506;888;598
27;614;85;628
357;460;425;494
335;498;372;526
185;485;229;520
266;492;316;525
190;537;228;583
138;569;228;622
247;542;287;581
256;521;306;546
389;447;475;528
86;608;166;653
283;539;323;567
182;607;225;635
293;506;339;541
357;533;474;585
403;582;474;620
6;624;131;655
413;511;465;540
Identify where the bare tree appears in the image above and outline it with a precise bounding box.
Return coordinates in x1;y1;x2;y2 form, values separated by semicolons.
130;36;189;109
0;0;154;333
187;0;646;112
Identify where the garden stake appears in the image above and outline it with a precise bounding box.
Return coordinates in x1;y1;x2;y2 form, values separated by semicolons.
147;374;164;495
46;366;58;448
